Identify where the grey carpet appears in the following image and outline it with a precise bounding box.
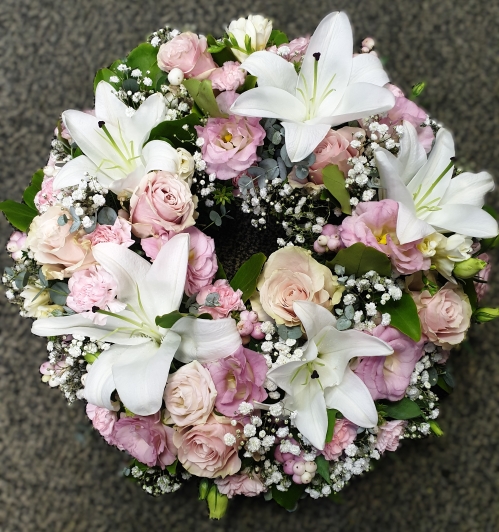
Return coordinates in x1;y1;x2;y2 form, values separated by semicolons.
1;1;498;531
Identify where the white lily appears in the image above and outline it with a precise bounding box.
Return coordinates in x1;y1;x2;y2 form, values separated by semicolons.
230;11;395;162
267;301;393;450
54;81;180;194
32;233;241;415
375;121;498;244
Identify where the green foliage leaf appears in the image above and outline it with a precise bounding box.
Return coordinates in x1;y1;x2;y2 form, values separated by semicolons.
23;169;44;211
327;242;392;278
94;68;120;92
462;278;478;312
271;483;305;511
381;292;421;341
0;199;38;232
215;259;227;280
148;113;200;149
165;459;178;475
437;376;453;394
315;455;331;484
207;34;238;65
155;310;184;329
127;42;158;72
325;408;338;443
322;164;351;214
238;75;258;93
182;79;226;118
381;397;422;420
230;253;266;302
268;29;289;46
429;420;444;437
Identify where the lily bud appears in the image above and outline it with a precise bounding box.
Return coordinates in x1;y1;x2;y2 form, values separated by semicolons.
411;81;426;98
206;485;229;519
453;258;487;279
474;307;499;323
198;479;210;500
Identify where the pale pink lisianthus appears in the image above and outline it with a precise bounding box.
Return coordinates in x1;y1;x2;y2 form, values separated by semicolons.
83;217;134;248
216;91;239;115
157;32;217;80
413;283;472;349
354;326;424;401
86;403;117;444
321;419;358;461
209;61;246;91
375;420;407;453
195;115;266;180
381;84;434;153
6;231;27;261
196;279;245;319
129;170;196;238
66;264;125;323
340;199;429;275
112;413;177;469
215;473;266;498
25;205;95;280
164;360;217;427
207;345;268;417
173;415;241;478
475;253;491;302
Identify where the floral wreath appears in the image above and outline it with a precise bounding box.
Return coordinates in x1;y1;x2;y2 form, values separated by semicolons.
2;11;498;519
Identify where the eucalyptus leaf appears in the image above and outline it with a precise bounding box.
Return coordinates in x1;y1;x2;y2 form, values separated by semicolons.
209;210;222;226
38;268;48;288
277;324;302;341
49;282;70;306
58;215;68;226
344;305;355;320
380;292;421;342
327;242;392;278
336;317;352;331
97;206;118;226
294;165;309;180
322;164;352;214
14;270;30;290
381;397;422;420
230;252;266;302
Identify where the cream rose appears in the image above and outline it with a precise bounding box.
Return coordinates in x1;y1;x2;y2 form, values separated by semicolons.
164;361;217;426
25;205;95;280
173;415;241;478
251;247;343;326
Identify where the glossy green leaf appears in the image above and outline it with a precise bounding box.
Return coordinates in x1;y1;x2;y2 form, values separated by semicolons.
381;398;422;420
23;169;44;211
126;42;158;71
268;29;289;46
166;459;178;475
94;68;120;92
325;408;338;443
148;113;200;148
271;483;305;511
207;34;238;65
0;200;38;232
381;292;421;341
230;253;266;302
327;242;392;278
183;79;226;118
155;310;184;329
437;376;453;394
238;75;258;93
322;164;351;214
315;455;331;484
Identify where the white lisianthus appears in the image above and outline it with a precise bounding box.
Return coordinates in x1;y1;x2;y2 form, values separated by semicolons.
227;15;273;61
176;147;195;186
20;284;63;318
420;233;473;282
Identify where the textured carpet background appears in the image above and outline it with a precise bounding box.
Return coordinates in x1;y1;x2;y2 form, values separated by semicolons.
1;1;498;531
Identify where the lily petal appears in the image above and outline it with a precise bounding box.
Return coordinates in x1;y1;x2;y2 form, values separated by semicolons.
239;51;298;94
143;139;180;174
267;360;308;396
395;121;427;184
129;92;167;148
281;121;331;162
440;171;494;207
171;317;241;363
375;149;417;209
293;378;328;450
112;331;181;415
396;202;435;244
53;155;113;191
425;203;499;238
293;300;336;342
324;367;378;428
350;53;390;87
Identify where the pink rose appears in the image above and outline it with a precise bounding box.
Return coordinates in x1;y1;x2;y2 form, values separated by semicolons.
25;205;95;280
86;403;117;444
83;217;134;248
157;32;217;80
375;420;407;453
184;227;218;296
475;253;491;302
129;171;196;238
321;419;358;461
173;416;241;478
340;199;429;275
195;115;266;180
112;413;177;469
66;265;125;323
413;283;472;349
251;246;343;326
196;279;245;319
207;345;268;417
164;360;217;427
215;473;266;498
354;326;424;401
209;61;246;91
381;84;434;153
6;231;27;261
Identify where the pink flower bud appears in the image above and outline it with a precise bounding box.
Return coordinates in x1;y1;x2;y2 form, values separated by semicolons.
251;322;265;340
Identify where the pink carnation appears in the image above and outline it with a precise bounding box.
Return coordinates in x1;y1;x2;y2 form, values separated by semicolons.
83;217;134;248
375;420;407;453
354;326;424;401
195;115;266;180
157;32;217;80
196;279;245;319
215;473;266;498
209;61;246;91
86;404;117;444
208;345;268;417
321;419;358;461
475;253;491;302
112;413;177;469
340;199;429;275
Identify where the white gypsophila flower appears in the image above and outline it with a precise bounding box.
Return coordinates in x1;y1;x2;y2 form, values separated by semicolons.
223;433;237;446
